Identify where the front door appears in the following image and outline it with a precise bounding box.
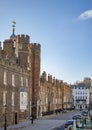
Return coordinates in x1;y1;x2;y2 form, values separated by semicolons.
15;112;18;124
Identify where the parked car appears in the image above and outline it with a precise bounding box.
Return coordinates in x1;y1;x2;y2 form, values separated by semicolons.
81;111;88;117
72;114;84;120
72;113;86;128
83;109;88;113
65;120;73;128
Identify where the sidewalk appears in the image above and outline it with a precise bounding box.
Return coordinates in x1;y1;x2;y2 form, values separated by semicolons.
0;119;66;130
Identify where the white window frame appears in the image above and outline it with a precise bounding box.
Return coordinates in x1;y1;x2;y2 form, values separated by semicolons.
4;71;7;85
3;91;7;105
21;77;23;86
12;74;15;87
20;92;28;110
12;92;15;106
26;78;28;87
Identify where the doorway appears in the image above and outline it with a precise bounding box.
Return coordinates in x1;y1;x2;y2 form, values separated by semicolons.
15;112;18;124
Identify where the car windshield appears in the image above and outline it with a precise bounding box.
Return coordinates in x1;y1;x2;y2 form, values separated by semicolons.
67;121;73;123
82;111;86;113
74;114;81;116
72;114;83;119
66;120;73;125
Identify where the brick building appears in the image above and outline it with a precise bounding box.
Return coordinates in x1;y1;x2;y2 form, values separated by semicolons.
62;82;73;109
0;58;30;126
40;71;72;116
0;24;72;126
0;29;41;126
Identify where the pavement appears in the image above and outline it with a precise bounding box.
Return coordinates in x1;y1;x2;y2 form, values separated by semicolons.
76;117;92;130
0;116;66;130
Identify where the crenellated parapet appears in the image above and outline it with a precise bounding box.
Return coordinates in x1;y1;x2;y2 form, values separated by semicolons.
3;38;15;59
34;43;40;47
40;71;47;82
56;79;59;86
48;74;52;83
31;43;41;52
53;77;56;84
40;71;64;88
16;34;30;43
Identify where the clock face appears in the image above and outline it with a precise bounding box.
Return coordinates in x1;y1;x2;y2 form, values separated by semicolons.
19;43;22;49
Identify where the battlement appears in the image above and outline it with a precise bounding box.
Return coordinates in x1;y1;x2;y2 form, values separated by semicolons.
31;43;41;48
4;39;13;43
34;43;40;47
41;71;63;87
16;34;30;43
17;34;30;39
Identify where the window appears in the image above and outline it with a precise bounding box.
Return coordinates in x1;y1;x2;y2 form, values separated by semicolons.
21;77;23;86
12;74;15;87
4;71;7;85
26;78;28;87
21;93;23;104
18;43;22;49
12;92;15;106
20;92;28;110
3;91;7;105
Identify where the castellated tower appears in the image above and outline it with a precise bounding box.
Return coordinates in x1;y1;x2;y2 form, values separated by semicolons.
15;34;30;69
3;39;15;59
31;43;41;118
2;32;41;119
16;35;41;118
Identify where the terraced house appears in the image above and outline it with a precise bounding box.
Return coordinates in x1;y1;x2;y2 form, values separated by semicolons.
0;24;72;126
40;71;73;116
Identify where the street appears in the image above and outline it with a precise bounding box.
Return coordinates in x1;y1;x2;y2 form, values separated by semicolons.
4;110;80;130
1;110;90;130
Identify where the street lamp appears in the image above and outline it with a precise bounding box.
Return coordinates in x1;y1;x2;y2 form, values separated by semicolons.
4;104;7;130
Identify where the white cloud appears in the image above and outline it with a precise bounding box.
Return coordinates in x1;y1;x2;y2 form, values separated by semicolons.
78;10;92;20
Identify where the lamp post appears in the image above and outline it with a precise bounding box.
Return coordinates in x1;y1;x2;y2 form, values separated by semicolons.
4;104;7;130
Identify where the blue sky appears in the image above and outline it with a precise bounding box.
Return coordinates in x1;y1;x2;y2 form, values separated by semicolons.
0;0;92;84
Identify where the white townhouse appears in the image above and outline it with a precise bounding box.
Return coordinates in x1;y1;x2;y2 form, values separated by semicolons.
71;83;89;110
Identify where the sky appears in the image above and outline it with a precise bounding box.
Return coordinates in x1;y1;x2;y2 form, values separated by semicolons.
0;0;92;84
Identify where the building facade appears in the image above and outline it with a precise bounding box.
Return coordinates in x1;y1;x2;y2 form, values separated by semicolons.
0;32;41;126
72;79;90;110
62;82;73;110
40;71;72;115
0;58;30;126
0;25;73;126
